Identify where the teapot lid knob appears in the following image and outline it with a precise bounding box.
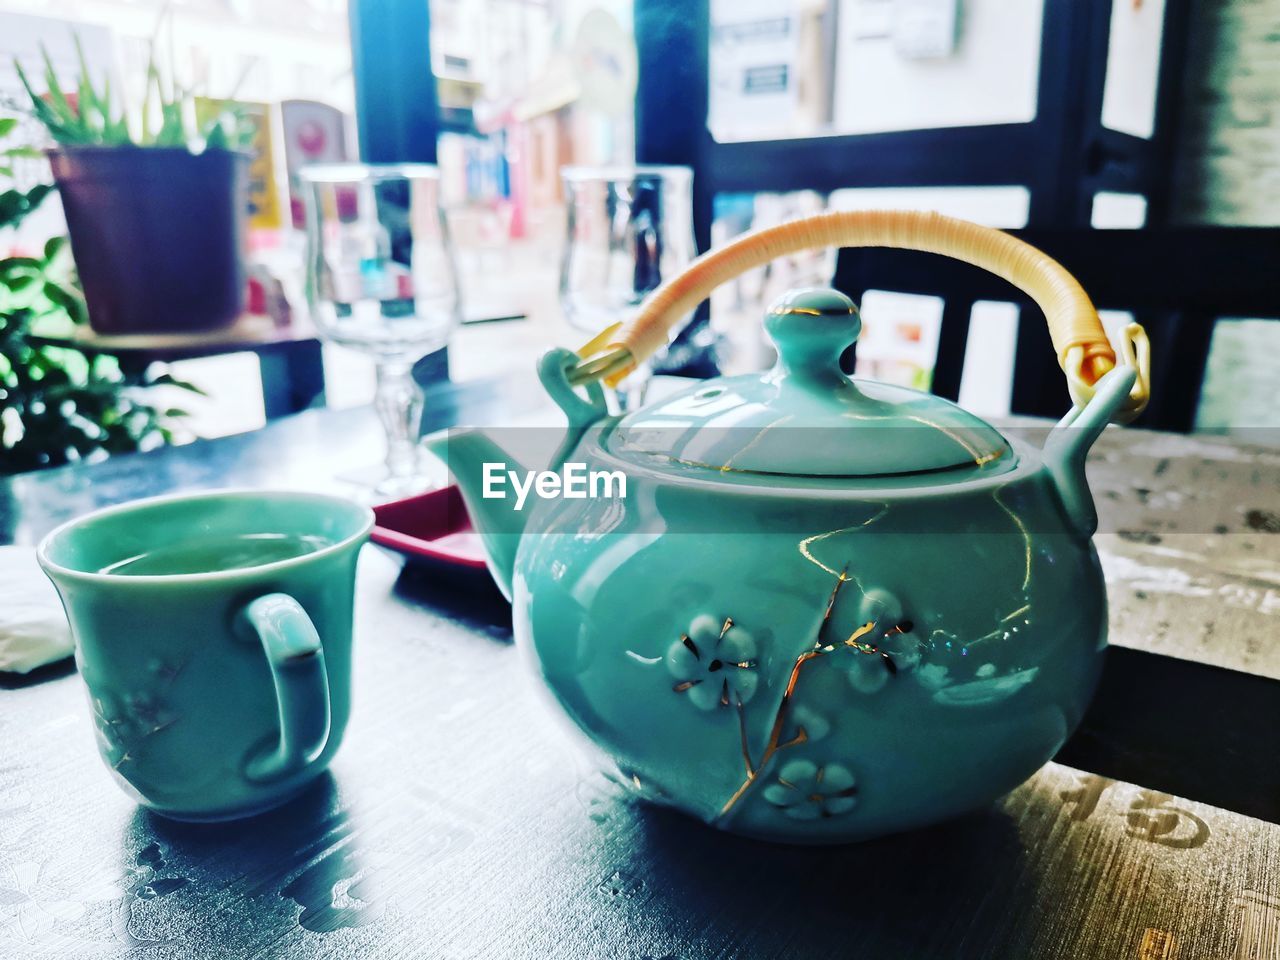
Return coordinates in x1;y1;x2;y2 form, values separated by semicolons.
764;287;861;377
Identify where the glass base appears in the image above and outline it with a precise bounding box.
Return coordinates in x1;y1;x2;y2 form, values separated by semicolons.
336;456;448;503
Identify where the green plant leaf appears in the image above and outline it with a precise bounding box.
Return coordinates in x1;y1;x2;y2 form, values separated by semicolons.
140;59;157;145
17;23;251;153
0;256;43;273
0;146;42;160
97;73;131;145
149;372;207;395
13;59;67;134
41;280;86;320
156;97;185;147
0;184;52;230
73;34;106;139
40;45;89;142
0;117;16;137
42;235;67;263
204;120;228;150
76;73;100;140
5;273;39;293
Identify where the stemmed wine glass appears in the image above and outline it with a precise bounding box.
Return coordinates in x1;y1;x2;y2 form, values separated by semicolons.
300;163;460;497
559;165;696;408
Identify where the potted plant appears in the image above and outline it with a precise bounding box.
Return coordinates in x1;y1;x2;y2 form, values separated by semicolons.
0;119;198;473
15;40;252;335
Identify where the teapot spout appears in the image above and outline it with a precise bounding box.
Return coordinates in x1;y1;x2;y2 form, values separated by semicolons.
1044;365;1138;539
421;428;528;599
421;348;611;599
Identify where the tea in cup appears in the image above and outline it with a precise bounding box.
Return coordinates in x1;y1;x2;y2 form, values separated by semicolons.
38;490;373;821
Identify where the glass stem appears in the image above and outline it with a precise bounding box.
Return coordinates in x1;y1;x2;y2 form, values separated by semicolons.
374;361;423;483
616;360;654;412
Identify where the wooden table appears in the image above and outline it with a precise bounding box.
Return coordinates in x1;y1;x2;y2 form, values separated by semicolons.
0;379;1276;959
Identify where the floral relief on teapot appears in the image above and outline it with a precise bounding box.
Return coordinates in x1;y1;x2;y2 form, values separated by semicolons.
647;568;935;826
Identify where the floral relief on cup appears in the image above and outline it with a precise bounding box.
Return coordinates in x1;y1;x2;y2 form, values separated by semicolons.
90;661;184;770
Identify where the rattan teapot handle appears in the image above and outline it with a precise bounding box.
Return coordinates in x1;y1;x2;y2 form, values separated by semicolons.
568;209;1149;421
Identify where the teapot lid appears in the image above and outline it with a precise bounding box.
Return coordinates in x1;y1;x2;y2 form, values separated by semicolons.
607;288;1011;478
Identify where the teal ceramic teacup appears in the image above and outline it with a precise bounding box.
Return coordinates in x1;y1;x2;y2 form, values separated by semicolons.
38;490;373;822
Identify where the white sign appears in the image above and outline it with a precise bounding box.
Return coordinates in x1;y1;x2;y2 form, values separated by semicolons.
834;0;1044;135
893;0;959;60
709;0;801;142
1101;0;1165;140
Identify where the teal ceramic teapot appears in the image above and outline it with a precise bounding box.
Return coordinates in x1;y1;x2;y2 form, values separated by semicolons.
429;210;1151;843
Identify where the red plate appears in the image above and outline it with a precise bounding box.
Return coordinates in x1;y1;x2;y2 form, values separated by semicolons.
371;485;490;571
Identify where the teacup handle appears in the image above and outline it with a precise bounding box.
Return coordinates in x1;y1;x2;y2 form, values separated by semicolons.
239;593;332;783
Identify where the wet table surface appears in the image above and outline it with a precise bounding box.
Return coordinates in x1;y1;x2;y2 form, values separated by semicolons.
0;379;1277;959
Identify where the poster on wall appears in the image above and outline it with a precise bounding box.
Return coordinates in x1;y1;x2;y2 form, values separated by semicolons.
280;99;350;229
833;0;1044;135
196;98;282;231
853;290;943;392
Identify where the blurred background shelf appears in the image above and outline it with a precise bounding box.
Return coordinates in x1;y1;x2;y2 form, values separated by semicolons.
29;314;329;420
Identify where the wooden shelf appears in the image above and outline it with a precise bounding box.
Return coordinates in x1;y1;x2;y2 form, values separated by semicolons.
31;313;319;360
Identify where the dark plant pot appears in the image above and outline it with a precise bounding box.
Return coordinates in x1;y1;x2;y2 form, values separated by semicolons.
48;146;250;335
